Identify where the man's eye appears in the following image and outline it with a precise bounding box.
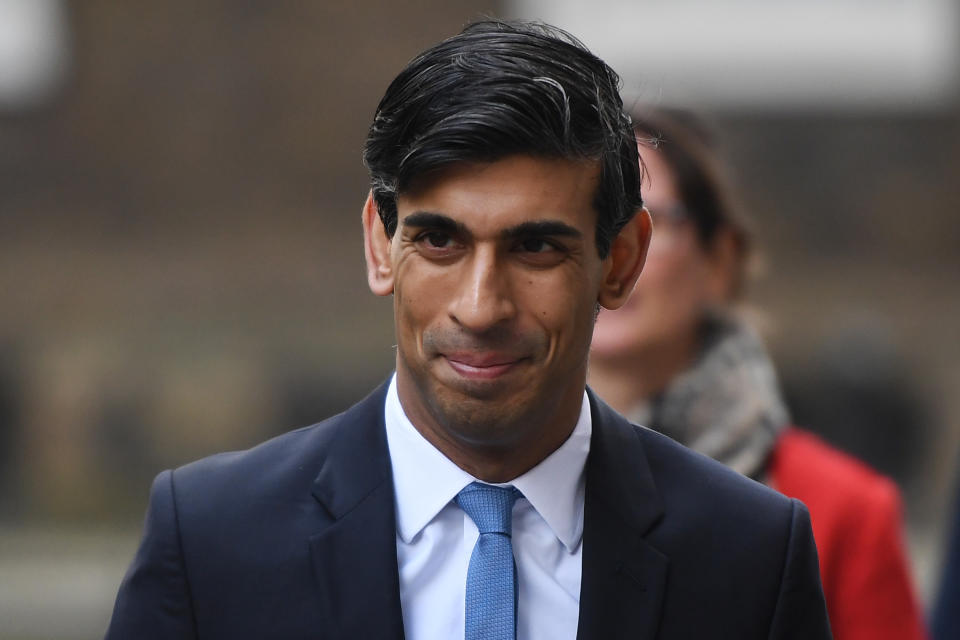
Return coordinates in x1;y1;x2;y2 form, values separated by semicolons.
518;238;554;253
419;231;454;248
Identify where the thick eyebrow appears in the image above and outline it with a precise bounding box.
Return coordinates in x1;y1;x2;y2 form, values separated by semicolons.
501;220;582;241
401;211;469;236
400;212;582;243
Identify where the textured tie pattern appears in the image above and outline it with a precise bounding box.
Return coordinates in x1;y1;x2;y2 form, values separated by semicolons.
456;482;521;640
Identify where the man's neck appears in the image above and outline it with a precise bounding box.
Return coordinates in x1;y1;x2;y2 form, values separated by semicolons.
413;406;580;483
395;372;584;483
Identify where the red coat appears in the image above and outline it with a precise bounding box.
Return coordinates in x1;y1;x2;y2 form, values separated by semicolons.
769;428;928;640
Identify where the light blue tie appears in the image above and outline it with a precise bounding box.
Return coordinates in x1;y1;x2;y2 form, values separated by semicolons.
456;482;521;640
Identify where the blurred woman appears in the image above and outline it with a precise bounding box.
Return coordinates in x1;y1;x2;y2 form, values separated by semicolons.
588;109;927;640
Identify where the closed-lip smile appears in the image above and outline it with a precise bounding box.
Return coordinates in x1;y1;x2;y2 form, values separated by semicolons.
443;352;524;379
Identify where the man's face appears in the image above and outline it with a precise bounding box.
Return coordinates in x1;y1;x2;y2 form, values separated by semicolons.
368;155;618;471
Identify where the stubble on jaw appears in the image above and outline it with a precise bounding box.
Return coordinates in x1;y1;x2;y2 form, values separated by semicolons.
394;341;589;483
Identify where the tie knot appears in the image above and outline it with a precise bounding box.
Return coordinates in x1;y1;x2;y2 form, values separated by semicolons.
456;482;521;535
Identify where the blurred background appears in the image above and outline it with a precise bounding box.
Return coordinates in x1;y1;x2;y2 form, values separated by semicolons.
0;1;957;638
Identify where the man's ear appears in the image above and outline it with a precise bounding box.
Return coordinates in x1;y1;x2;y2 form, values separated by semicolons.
597;207;652;310
362;192;395;296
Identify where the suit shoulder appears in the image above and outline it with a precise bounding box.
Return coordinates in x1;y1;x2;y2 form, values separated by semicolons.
587;391;795;527
587;398;829;636
173;414;338;491
633;422;792;514
169;382;388;505
635;422;811;561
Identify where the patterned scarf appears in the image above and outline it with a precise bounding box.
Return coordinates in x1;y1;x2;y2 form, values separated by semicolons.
626;315;789;481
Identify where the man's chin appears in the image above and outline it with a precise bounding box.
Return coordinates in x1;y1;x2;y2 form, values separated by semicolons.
429;395;529;448
433;381;519;415
429;372;532;415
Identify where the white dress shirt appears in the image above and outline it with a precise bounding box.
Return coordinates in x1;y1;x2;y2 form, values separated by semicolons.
384;374;590;640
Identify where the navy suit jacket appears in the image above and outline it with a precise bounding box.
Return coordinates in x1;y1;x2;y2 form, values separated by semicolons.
106;382;831;639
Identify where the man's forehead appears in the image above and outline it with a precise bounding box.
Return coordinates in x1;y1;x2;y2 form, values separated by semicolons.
396;155;602;230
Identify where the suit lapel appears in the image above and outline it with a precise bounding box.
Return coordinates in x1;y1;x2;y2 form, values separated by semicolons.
304;384;667;639
577;391;668;640
308;383;405;640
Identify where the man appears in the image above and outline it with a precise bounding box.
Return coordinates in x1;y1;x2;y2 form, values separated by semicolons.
106;20;831;639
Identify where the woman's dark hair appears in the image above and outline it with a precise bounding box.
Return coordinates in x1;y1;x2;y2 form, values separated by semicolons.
632;107;754;298
363;20;642;259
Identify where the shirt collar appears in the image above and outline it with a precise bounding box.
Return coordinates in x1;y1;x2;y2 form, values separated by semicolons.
383;373;591;552
510;395;590;552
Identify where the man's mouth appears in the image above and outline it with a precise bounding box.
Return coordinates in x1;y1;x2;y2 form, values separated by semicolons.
443;353;525;379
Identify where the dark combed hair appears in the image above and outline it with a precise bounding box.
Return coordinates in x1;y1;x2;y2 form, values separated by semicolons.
363;20;642;258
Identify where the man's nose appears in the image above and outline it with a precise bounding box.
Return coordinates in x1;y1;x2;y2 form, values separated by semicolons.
448;246;517;333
